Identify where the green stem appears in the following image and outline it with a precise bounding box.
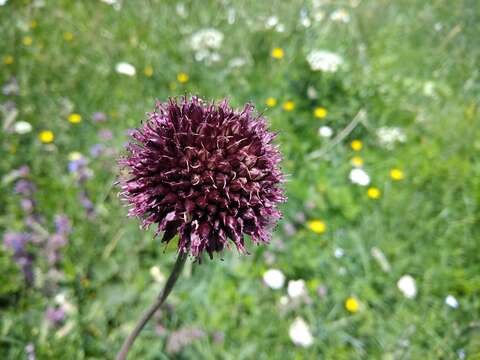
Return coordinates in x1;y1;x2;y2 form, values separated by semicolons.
116;252;188;360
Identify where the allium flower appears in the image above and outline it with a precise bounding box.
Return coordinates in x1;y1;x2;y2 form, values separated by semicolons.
120;97;285;259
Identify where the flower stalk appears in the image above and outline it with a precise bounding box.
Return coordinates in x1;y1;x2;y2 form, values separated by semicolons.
116;251;188;360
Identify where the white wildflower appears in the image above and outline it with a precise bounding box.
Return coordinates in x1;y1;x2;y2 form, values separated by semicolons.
306;50;343;72
318;126;333;138
227;8;236;24
228;57;247;68
175;3;187;17
313;10;325;22
263;269;285;290
376;127;406;149
397;275;417;299
349;168;370;186
265;16;279;29
0;0;8;6
334;247;344;258
14;121;32;134
445;295;459;308
150;266;165;283
330;9;350;23
287;279;307;299
307;85;318;99
289;317;314;347
423;81;436;97
190;28;224;51
115;62;136;76
275;23;285;33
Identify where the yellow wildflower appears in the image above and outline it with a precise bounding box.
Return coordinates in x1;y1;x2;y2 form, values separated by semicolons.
144;65;154;77
351;156;364;167
3;55;14;65
266;97;277;107
390;168;404;181
177;72;189;83
63;32;74;42
367;187;381;199
283;101;295;112
314;107;328;119
68;113;82;124
22;36;33;46
30;20;38;29
39;131;54;144
307;220;326;234
68;152;83;161
271;47;284;59
345;297;360;313
351;140;362;151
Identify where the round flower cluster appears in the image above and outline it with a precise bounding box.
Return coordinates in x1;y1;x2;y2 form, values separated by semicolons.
120;97;285;259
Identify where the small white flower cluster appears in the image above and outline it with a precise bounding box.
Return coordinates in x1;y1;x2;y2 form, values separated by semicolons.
265;16;285;33
330;9;350;23
263;270;314;347
318;126;333;138
349;168;370;186
115;62;136;76
397;275;417;299
289;317;314;347
100;0;121;10
376;127;406;149
190;28;224;64
14;121;33;134
306;50;343;72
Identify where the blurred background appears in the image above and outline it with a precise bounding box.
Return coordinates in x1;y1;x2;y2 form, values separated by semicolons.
1;0;479;358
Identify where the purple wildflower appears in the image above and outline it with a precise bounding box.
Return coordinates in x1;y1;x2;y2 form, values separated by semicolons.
98;129;113;141
17;165;30;177
54;215;71;236
14;179;36;196
120;97;285;259
20;198;34;213
92;111;107;122
3;232;34;284
45;306;66;326
90;143;105;157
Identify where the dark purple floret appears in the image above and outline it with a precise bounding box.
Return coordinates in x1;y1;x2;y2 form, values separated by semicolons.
120;97;285;259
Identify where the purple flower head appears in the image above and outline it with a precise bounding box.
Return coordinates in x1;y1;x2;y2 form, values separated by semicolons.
98;129;113;141
3;232;30;253
17;165;30;178
90;143;105;157
54;214;71;236
21;198;35;213
45;306;66;325
120;97;285;259
14;179;36;196
92;111;107;122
